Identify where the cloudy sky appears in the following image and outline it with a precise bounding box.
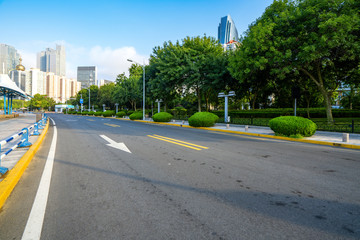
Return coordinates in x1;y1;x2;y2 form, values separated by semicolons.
0;0;272;81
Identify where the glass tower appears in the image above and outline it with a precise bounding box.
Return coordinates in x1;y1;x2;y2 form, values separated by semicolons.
77;66;97;89
0;44;20;74
218;15;239;45
37;44;66;77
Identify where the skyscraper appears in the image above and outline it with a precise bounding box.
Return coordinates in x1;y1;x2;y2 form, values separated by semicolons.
218;15;239;45
37;45;66;76
77;66;97;89
0;44;20;74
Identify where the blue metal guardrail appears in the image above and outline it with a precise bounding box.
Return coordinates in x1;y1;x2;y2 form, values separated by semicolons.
0;114;48;175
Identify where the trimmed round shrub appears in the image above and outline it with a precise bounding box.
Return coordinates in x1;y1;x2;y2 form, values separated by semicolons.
103;110;115;117
188;112;219;127
94;111;103;116
153;112;173;122
129;112;143;120
88;111;95;115
269;116;317;137
116;111;126;118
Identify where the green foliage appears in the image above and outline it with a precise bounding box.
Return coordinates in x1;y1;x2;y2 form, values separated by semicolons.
102;111;115;117
116;111;126;118
81;112;88;115
94;112;103;116
212;109;360;119
88;111;95;115
269;116;317;137
228;0;360;122
29;94;56;110
129;112;143;120
169;107;187;118
153;112;173;122
188;112;219;127
126;110;135;115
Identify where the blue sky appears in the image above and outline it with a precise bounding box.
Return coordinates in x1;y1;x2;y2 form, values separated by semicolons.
0;0;272;80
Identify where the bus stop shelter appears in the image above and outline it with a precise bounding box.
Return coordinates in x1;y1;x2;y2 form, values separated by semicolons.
0;74;30;115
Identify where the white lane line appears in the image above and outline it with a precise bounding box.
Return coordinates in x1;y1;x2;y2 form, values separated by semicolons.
50;118;55;126
22;119;57;240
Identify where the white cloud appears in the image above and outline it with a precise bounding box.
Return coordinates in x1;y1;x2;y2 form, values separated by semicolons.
16;40;148;81
89;46;148;80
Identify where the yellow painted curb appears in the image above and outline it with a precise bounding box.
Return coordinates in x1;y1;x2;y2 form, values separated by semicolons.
0;121;50;209
115;118;360;150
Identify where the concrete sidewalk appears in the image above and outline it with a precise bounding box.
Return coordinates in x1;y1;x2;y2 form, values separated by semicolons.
150;119;360;147
0;113;42;172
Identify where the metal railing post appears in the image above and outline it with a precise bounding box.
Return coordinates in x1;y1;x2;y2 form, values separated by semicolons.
19;128;32;147
33;123;40;136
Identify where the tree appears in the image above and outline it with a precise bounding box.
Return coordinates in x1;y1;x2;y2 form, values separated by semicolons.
149;36;229;112
113;73;141;111
229;0;360;122
29;94;55;110
98;83;115;110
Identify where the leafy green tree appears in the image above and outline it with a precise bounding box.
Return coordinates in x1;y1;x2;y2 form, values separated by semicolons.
229;0;360;123
113;73;141;111
149;36;229;112
98;82;115;110
29;94;55;110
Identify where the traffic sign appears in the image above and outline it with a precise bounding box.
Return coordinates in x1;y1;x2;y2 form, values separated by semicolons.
80;98;83;104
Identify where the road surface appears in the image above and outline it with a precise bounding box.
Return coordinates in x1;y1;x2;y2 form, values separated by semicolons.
0;113;359;240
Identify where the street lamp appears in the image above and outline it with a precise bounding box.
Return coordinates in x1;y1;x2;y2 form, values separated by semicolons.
127;59;145;120
115;103;119;114
155;99;163;113
218;91;236;123
88;73;92;112
103;104;106;112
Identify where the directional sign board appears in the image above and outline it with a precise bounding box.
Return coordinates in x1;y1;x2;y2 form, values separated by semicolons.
80;98;83;104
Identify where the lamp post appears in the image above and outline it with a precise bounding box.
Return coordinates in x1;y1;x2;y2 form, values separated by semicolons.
127;59;145;120
115;103;119;114
102;104;106;112
155;99;163;113
88;73;92;112
218;91;236;123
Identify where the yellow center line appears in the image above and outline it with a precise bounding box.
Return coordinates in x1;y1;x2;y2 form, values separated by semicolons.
87;119;95;121
147;135;202;151
104;123;121;127
152;134;209;149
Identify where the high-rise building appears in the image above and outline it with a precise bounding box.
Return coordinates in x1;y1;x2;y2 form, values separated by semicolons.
77;66;97;89
0;44;20;74
218;15;239;46
37;45;66;76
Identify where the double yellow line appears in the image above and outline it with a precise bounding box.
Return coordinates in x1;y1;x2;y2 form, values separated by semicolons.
147;134;208;151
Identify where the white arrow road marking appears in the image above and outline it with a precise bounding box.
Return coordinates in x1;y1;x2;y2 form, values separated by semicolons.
100;135;131;153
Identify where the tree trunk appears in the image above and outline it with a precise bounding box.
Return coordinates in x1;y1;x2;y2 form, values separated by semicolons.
306;97;310;118
197;88;201;112
300;67;334;124
251;93;257;110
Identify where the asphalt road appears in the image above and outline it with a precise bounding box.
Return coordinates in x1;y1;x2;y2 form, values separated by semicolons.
0;113;359;240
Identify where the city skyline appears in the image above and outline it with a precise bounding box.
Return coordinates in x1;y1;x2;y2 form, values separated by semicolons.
0;0;272;81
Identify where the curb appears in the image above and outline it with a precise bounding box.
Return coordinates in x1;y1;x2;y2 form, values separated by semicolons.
0;120;49;209
116;118;360;150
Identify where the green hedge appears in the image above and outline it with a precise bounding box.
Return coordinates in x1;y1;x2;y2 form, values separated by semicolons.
212;108;360;119
129;112;143;120
153;112;173;122
269;116;317;137
103;111;115;117
94;112;103;116
188;112;219;127
116;111;126;118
